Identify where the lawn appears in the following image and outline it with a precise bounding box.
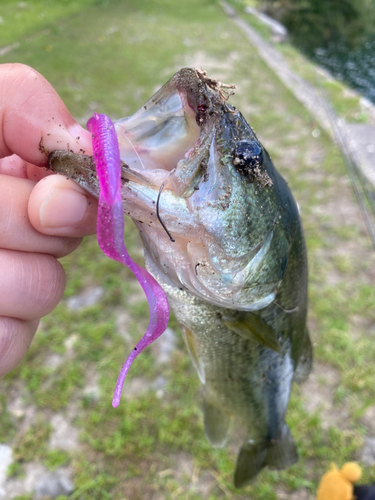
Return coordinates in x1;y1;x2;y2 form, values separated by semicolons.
1;1;375;499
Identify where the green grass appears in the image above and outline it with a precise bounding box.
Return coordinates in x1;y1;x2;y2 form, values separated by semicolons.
0;0;99;47
13;419;52;464
1;0;375;498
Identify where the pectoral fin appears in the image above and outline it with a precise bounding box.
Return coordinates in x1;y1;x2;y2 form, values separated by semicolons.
223;313;280;352
180;325;205;384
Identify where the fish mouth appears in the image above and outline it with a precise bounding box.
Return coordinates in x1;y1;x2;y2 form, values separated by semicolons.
114;68;206;177
48;68;220;195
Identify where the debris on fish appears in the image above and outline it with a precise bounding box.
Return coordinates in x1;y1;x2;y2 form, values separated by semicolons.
49;67;312;487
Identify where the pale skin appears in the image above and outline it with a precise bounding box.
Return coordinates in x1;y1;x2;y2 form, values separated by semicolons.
0;63;98;377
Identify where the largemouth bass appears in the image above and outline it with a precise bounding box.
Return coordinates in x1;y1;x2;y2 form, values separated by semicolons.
49;68;312;487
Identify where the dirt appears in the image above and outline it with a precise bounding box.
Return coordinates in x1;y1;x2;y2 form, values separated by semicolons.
301;362;350;430
361;405;375;435
162;452;219;498
276;486;314;500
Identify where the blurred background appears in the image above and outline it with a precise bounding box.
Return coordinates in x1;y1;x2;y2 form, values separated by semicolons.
0;0;375;499
261;0;375;103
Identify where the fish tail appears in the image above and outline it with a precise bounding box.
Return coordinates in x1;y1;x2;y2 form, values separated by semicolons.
234;441;267;488
264;423;298;470
234;423;298;488
294;328;313;384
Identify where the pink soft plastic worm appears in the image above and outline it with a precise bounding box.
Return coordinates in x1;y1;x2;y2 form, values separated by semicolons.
87;113;170;408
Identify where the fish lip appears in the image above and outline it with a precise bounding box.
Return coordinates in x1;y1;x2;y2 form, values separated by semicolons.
167;67;215;126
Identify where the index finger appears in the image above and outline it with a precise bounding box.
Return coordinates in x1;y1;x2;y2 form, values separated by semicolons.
0;63;92;165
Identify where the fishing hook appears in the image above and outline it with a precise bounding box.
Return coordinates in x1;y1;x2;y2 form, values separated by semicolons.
156;182;175;243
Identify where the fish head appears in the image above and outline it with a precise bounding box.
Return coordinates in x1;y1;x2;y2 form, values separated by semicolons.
49;68;296;310
114;68;294;310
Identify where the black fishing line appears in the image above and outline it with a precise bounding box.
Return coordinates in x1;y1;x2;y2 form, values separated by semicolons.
156;182;175;242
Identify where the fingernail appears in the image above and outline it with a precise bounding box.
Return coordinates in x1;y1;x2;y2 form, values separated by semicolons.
40;187;88;228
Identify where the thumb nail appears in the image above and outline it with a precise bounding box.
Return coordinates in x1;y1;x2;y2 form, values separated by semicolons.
40;184;88;229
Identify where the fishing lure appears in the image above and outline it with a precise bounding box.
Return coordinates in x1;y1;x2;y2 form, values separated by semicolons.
87;113;169;408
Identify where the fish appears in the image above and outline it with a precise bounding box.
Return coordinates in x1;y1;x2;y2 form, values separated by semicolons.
49;67;312;487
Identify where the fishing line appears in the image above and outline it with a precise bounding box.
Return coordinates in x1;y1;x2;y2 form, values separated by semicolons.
121;129;176;242
156;182;175;242
121;130;147;170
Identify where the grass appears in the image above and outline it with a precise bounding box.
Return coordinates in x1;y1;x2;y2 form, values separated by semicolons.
0;0;99;48
1;0;375;498
13;419;52;463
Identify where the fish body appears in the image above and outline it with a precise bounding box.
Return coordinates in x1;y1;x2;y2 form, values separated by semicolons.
49;68;311;486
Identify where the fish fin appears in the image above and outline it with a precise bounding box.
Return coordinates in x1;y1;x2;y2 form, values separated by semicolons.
203;397;231;448
265;423;298;470
234;425;298;488
294;329;313;384
180;325;205;384
223;313;280;352
234;441;267;488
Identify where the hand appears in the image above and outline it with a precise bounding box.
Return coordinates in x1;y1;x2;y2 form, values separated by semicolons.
0;63;98;377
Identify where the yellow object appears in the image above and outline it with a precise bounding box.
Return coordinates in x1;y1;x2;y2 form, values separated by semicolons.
316;462;362;500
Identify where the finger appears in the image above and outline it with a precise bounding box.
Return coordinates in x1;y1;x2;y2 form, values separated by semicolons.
0;250;66;321
0;174;84;257
0;63;92;164
0;317;39;378
0;155;29;178
28;175;97;237
0;154;53;181
0;154;29;178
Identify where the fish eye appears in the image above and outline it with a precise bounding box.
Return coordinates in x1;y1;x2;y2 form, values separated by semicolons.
232;140;263;171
